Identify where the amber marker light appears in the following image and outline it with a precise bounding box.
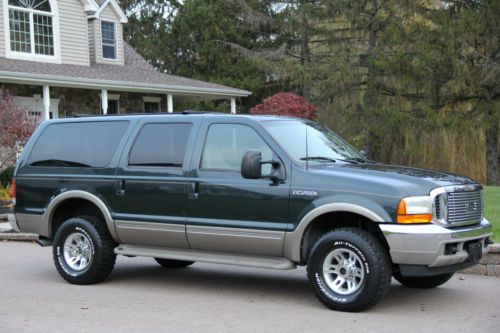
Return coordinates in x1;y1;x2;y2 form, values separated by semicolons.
396;196;433;224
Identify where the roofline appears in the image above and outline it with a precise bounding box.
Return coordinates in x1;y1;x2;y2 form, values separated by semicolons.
88;0;128;23
0;71;252;97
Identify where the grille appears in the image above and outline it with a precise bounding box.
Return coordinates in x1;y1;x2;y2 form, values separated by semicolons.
447;190;483;225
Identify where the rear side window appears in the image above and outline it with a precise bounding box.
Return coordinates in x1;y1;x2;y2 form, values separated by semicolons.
29;121;129;168
128;123;192;167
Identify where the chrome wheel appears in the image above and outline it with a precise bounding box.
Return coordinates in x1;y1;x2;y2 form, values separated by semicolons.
63;232;93;271
322;248;365;295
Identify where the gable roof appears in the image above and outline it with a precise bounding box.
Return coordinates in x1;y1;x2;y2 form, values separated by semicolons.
89;0;127;23
0;43;251;99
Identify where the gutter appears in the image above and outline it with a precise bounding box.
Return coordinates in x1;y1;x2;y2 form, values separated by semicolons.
0;71;252;98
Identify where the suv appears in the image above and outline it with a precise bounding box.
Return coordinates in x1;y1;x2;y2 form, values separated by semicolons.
11;113;492;312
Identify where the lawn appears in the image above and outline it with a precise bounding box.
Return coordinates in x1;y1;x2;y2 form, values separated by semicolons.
484;186;499;242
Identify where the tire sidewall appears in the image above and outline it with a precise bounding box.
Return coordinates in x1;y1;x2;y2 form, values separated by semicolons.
309;234;381;309
53;219;101;281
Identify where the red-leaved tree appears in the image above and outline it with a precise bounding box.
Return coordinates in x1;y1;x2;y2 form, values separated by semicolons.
250;92;317;120
0;87;37;172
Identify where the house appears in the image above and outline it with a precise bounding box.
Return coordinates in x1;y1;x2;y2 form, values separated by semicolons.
0;0;251;120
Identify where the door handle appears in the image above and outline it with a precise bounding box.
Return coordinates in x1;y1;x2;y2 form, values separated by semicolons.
189;182;199;199
115;179;126;196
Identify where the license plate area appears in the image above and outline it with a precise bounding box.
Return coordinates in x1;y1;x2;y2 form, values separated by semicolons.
466;241;483;262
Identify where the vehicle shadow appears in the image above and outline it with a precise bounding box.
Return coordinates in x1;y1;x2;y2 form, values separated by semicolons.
106;259;459;312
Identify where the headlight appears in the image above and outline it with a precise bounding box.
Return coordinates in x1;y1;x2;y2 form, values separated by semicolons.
396;196;433;224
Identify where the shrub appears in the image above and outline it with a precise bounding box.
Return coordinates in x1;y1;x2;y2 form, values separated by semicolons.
0;87;37;172
250;92;317;120
0;166;14;187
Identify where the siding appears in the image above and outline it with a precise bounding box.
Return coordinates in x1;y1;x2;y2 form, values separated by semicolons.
88;19;96;63
58;0;90;66
95;5;124;66
0;0;5;57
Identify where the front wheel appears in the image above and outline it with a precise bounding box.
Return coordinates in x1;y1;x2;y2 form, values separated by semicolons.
307;228;392;312
393;272;454;289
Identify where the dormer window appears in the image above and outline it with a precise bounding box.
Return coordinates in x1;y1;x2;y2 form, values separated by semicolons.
101;21;116;60
7;0;55;57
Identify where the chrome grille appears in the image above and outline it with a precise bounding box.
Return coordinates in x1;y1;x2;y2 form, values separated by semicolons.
447;190;483;225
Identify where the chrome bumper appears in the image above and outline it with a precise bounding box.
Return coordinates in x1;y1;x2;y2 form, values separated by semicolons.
380;218;492;268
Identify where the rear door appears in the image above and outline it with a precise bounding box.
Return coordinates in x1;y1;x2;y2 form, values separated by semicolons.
113;117;201;248
185;118;291;256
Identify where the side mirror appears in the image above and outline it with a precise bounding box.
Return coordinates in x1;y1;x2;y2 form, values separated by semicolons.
241;149;285;182
241;150;262;179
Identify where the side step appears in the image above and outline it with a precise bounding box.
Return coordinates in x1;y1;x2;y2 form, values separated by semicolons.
115;244;297;270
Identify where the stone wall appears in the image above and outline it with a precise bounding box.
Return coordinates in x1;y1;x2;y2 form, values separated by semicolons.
461;244;500;277
1;83;167;117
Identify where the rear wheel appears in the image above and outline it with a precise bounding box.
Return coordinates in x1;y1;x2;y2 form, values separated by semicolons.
307;228;391;312
393;272;454;289
53;216;116;284
154;258;194;268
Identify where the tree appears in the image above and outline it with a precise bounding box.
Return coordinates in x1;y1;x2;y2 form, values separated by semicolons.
0;87;37;172
250;92;317;119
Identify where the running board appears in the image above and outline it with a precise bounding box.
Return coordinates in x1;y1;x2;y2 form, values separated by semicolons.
115;244;297;270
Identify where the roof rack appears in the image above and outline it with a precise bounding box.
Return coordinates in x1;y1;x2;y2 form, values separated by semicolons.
70;110;225;118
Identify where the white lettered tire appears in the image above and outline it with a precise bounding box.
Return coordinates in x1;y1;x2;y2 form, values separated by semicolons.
53;216;116;284
307;228;391;312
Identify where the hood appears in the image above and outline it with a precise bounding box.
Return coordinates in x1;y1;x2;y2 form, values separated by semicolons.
308;163;477;196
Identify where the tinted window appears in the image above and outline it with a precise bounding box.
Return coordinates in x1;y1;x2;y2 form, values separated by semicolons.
29;121;129;168
129;123;191;167
201;124;273;171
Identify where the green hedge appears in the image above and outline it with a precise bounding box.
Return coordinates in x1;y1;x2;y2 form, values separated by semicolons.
0;167;14;186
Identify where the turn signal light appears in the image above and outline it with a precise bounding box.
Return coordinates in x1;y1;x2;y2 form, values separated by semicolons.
396;197;432;224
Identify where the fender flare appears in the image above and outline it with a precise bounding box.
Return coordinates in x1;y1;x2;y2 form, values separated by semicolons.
283;203;387;263
43;190;119;242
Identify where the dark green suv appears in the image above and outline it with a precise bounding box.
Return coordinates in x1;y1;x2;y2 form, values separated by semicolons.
11;113;492;312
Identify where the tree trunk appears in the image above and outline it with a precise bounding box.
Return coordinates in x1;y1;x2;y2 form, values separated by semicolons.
362;0;378;159
486;119;499;185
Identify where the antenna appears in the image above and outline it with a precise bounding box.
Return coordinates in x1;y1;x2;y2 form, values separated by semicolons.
305;123;309;171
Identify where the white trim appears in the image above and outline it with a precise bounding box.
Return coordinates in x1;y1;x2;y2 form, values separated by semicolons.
142;96;161;103
100;20;117;60
0;71;253;97
3;0;62;64
101;89;108;114
88;0;127;23
79;0;99;13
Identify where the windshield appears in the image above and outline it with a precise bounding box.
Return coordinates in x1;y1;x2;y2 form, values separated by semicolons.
261;120;365;163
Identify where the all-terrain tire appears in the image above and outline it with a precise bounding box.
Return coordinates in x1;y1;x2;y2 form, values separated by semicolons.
307;228;392;312
393;272;454;289
154;258;194;268
53;216;116;284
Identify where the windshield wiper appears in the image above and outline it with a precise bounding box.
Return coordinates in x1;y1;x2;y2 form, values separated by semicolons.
300;156;337;163
337;157;367;164
30;159;91;168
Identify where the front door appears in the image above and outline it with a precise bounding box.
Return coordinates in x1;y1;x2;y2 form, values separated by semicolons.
113;118;200;248
186;120;290;256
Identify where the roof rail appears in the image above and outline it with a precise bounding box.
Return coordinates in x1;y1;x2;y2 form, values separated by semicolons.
69;111;226;118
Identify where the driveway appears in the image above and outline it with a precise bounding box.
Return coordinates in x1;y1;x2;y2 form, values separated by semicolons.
0;241;498;333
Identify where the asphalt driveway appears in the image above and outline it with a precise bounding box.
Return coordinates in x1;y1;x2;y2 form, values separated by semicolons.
0;241;498;333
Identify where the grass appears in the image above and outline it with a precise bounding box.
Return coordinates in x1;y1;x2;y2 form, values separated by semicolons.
484;186;500;242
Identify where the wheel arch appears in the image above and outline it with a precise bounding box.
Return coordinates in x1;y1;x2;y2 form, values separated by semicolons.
43;190;119;242
284;203;390;264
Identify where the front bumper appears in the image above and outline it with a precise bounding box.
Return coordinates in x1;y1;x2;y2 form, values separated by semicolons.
380;218;492;270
